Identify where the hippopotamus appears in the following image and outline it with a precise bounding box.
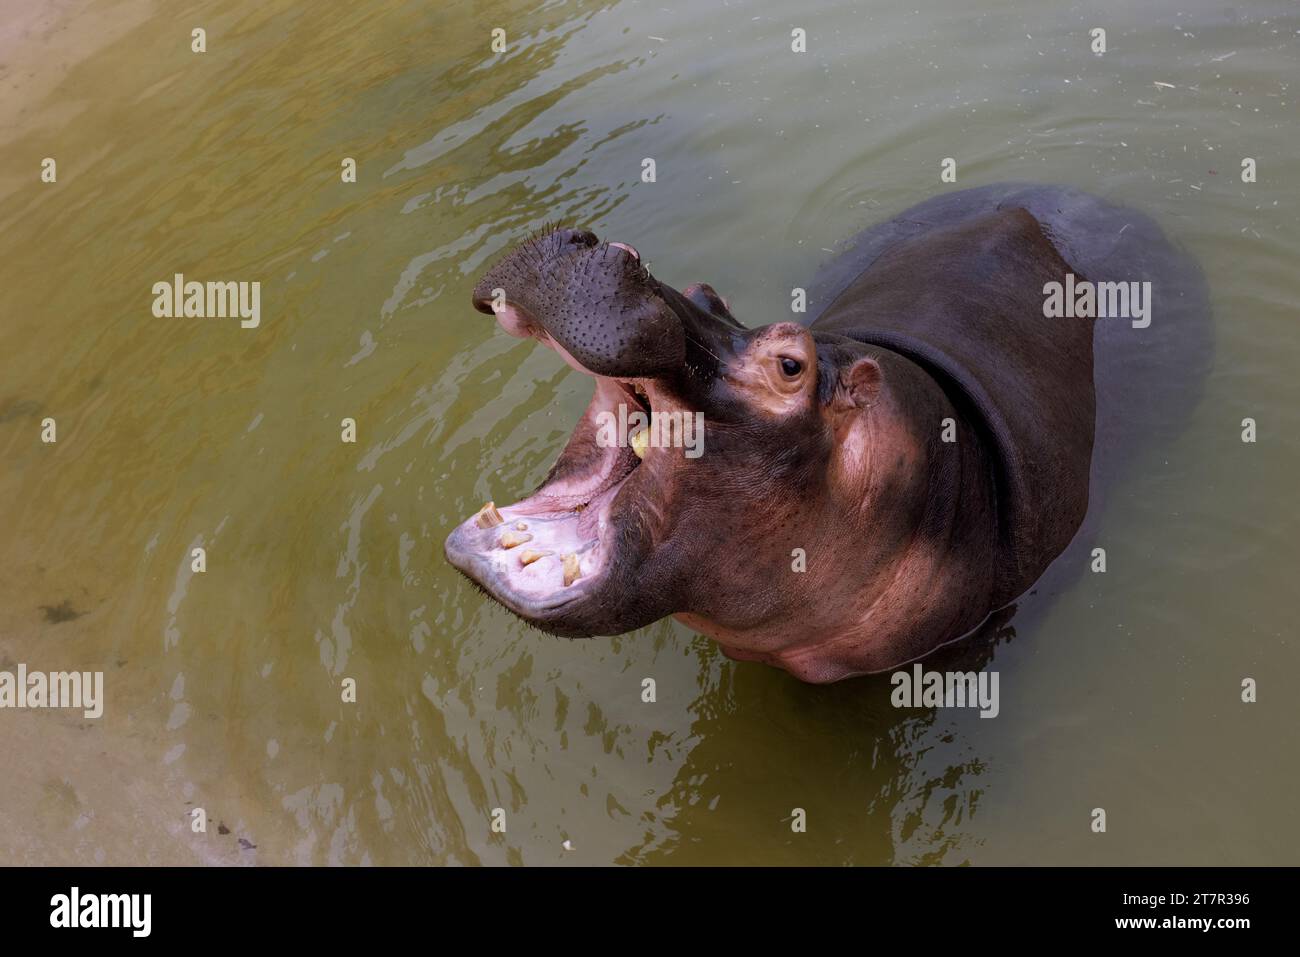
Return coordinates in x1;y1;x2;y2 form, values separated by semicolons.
445;183;1209;682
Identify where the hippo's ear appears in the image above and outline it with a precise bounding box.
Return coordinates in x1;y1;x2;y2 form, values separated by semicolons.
839;357;882;409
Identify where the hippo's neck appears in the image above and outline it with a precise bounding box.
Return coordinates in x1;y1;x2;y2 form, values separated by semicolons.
769;365;1003;681
848;329;1038;601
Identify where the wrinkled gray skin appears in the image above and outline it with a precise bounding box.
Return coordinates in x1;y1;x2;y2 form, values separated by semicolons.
444;184;1209;682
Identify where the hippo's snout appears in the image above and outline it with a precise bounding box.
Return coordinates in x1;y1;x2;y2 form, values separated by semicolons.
470;228;600;314
471;226;685;379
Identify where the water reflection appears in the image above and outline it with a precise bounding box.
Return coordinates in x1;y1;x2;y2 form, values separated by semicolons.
618;612;1014;865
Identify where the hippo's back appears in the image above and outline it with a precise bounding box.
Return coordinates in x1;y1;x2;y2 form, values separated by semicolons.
808;182;1213;486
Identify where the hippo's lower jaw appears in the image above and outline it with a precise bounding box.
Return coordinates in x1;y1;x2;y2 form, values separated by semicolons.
444;371;671;637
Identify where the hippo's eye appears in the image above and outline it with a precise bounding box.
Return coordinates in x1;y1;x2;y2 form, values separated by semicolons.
779;357;803;379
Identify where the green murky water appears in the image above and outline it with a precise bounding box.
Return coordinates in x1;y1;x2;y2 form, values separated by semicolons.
1;0;1297;864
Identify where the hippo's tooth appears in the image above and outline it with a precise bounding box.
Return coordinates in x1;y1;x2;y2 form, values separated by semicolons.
630;428;649;460
514;522;528;531
476;502;504;528
562;554;581;586
518;549;550;566
499;531;533;549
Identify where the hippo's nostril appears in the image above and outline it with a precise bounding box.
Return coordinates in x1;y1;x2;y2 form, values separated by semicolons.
564;229;599;248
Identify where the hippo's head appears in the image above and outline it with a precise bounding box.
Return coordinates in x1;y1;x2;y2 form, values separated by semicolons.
445;227;949;667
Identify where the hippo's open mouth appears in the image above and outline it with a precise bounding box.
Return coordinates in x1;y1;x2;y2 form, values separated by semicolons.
444;227;735;636
443;354;665;632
